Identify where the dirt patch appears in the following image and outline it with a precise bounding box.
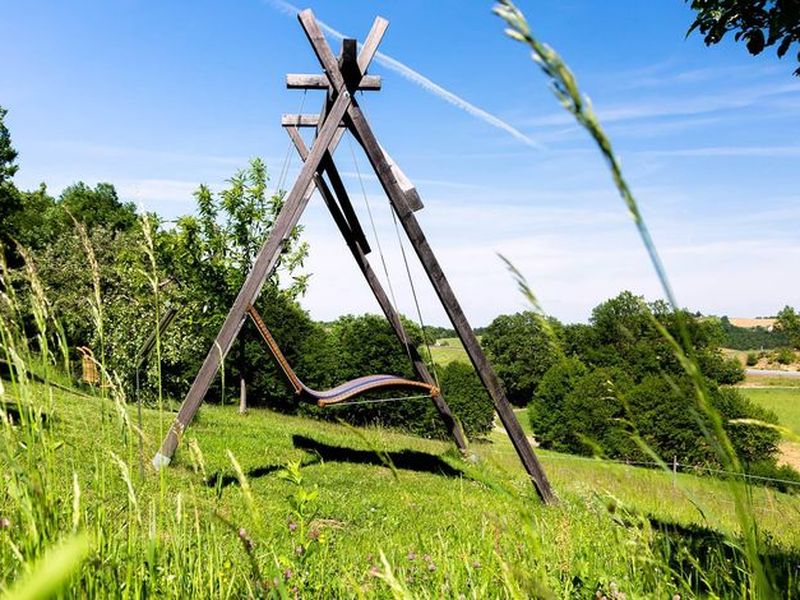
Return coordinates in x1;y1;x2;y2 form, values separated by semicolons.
778;442;800;471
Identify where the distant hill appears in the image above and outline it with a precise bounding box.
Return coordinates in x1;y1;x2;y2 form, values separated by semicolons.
721;316;788;350
729;317;777;331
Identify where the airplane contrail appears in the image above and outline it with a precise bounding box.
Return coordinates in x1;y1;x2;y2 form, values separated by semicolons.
264;0;541;149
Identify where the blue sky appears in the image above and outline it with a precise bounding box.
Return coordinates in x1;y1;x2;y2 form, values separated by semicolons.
2;1;798;326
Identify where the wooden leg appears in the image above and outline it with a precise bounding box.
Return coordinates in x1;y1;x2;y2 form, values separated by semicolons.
347;104;555;503
152;90;353;468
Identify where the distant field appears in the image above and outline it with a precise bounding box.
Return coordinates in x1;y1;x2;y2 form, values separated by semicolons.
741;387;800;436
742;373;800;387
428;337;470;366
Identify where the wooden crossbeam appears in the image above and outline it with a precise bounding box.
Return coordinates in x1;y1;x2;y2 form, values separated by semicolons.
286;74;381;90
358;17;389;74
282;114;345;128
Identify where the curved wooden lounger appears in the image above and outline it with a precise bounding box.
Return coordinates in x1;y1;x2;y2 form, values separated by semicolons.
247;306;436;407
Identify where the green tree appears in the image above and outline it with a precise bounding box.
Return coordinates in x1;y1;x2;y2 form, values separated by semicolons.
58;182;137;233
167;158;308;411
687;0;800;76
529;356;588;449
481;311;561;406
0;105;21;253
776;305;800;348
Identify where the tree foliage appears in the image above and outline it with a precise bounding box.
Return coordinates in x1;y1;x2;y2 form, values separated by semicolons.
776;305;800;348
687;0;800;75
0;106;21;252
481;311;561;406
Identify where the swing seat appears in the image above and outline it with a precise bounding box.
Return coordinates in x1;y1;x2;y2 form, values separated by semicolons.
247;306;436;407
301;374;434;407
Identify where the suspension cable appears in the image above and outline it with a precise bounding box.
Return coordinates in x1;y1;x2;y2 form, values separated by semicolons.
325;393;432;408
276;90;307;193
388;206;441;389
347;134;404;334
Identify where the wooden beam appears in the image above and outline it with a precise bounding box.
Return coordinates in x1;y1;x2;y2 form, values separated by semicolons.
282;114;345;128
339;38;362;90
357;17;389;74
346;100;556;503
298;9;346;91
287;128;467;452
297;10;383;91
379;144;424;212
320;152;371;255
286;74;381;90
153;89;353;468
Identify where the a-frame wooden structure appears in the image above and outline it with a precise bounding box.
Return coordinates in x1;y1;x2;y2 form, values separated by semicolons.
153;9;555;503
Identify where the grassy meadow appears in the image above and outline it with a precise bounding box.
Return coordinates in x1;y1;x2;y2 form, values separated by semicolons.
2;374;800;597
428;338;471;367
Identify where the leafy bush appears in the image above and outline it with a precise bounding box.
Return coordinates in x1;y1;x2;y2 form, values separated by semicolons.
436;361;495;438
528;356;587;449
531;362;634;456
531;365;781;468
746;352;758;366
697;351;745;384
775;347;796;365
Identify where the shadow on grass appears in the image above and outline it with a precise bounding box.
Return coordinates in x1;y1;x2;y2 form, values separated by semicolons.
291;434;464;478
643;515;800;596
206;434;464;489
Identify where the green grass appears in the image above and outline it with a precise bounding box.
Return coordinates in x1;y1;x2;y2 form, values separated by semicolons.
741;387;800;438
743;373;800;388
428;337;470;366
3;378;800;597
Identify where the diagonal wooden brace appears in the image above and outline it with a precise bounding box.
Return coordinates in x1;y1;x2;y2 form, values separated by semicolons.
345;99;556;503
153;88;353;468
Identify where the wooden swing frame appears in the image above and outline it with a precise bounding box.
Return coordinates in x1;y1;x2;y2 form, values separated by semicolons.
153;9;554;503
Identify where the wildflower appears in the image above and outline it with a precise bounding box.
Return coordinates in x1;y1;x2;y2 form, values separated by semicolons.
283;568;293;581
308;528;320;541
288;520;297;533
369;565;381;576
295;545;305;556
407;551;416;561
472;560;481;569
423;554;431;562
427;562;436;572
0;517;10;530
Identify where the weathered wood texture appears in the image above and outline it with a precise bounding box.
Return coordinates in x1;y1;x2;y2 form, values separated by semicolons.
286;73;381;90
357;17;389;73
286;126;467;451
281;114;345;128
